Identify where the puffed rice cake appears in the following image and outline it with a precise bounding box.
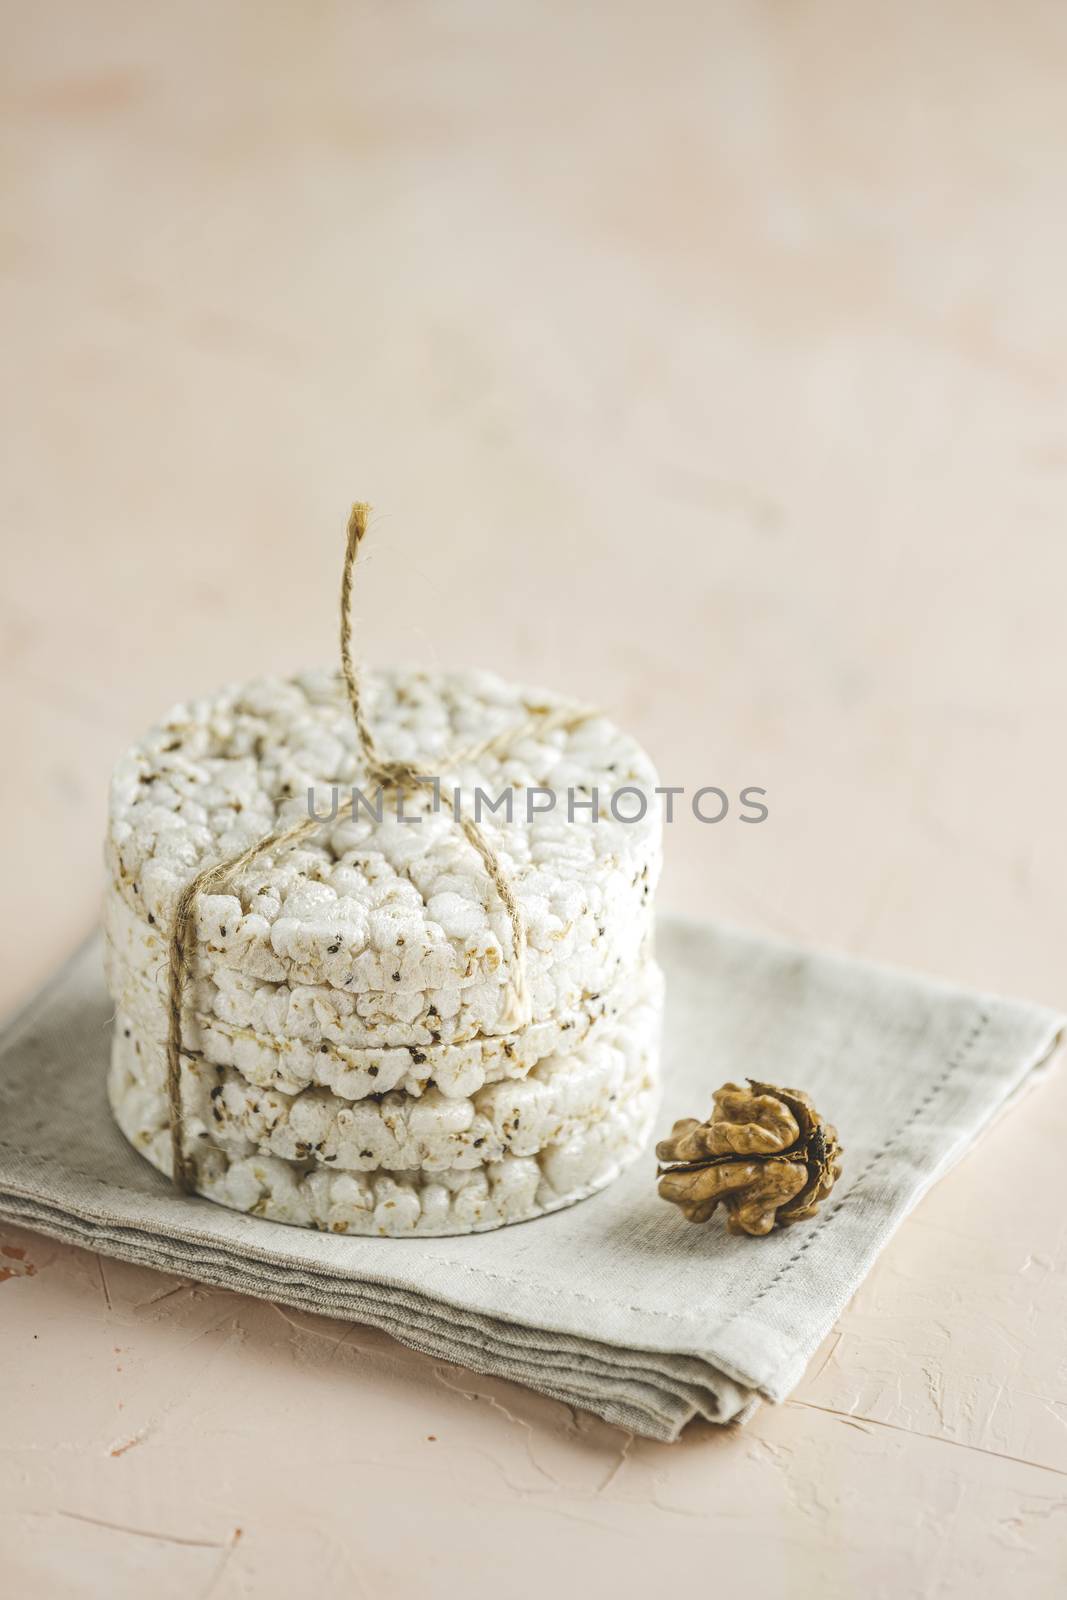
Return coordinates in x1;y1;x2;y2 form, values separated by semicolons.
106;668;662;1044
104;883;655;1101
105;667;664;1233
108;968;662;1236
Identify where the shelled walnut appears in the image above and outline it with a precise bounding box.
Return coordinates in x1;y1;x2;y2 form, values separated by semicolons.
656;1081;842;1236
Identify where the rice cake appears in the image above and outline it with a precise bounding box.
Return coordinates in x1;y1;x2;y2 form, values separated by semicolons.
109;1027;661;1237
106;667;662;1046
111;960;660;1172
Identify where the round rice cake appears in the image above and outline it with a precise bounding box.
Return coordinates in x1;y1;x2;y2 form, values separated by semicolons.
111;960;661;1178
105;668;662;1046
103;879;655;1097
105;888;655;1101
109;1039;661;1239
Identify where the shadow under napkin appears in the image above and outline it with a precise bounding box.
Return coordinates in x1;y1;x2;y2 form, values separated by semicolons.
0;917;1060;1442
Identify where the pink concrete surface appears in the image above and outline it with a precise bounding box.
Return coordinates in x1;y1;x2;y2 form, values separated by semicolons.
3;3;1066;1594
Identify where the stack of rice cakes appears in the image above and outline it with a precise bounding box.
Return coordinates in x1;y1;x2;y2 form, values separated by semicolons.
105;668;663;1236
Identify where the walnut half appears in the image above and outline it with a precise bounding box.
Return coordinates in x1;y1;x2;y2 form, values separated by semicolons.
656;1081;842;1236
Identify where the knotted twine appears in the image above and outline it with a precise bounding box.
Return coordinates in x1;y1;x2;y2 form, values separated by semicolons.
165;505;591;1193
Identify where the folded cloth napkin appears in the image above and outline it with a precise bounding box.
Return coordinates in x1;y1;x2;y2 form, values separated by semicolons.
0;918;1060;1441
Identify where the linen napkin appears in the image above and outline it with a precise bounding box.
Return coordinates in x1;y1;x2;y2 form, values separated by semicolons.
0;918;1060;1442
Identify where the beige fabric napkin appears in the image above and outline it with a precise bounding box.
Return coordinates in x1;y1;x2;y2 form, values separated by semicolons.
0;918;1060;1441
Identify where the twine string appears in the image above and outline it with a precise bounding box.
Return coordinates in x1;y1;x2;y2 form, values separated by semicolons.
164;503;587;1193
165;807;342;1191
338;503;532;1033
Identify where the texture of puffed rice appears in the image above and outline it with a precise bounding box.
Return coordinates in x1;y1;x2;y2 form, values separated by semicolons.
106;668;662;1046
105;666;665;1234
105;889;656;1101
103;881;655;1094
108;1048;661;1237
111;961;661;1176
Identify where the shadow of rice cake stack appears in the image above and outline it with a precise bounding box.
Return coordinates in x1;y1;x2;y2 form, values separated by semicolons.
103;513;664;1235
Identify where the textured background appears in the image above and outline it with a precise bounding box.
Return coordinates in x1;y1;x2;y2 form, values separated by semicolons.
3;3;1067;1594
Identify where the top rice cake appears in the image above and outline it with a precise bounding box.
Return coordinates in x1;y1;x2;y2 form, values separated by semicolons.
106;669;662;1049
